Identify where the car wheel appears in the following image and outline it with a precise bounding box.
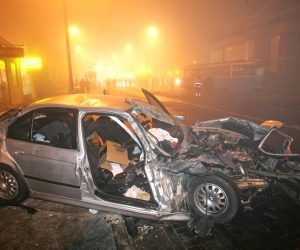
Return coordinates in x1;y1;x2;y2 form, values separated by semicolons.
188;172;240;224
0;165;28;206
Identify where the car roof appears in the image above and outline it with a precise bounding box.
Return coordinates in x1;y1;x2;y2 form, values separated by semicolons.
26;94;131;112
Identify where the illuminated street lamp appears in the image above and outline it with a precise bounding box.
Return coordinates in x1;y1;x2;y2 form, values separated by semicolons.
69;26;79;36
174;77;181;86
145;26;160;90
68;25;80;83
147;26;158;38
63;0;74;92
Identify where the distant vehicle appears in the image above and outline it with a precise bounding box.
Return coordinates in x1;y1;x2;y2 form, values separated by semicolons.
184;60;264;94
0;89;299;235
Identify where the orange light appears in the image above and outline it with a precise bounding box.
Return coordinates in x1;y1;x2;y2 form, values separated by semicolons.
69;26;79;36
21;57;42;69
174;77;181;86
147;26;158;37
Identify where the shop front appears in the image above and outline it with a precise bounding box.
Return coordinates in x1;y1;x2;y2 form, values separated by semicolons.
0;36;35;111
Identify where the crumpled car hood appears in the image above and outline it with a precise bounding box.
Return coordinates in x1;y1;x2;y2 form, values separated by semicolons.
193;116;269;141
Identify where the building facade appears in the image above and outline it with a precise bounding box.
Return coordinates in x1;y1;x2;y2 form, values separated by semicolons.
207;2;300;89
184;2;300;92
0;36;35;111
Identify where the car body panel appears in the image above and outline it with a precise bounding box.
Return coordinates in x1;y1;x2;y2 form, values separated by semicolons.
142;88;171;115
5;138;80;198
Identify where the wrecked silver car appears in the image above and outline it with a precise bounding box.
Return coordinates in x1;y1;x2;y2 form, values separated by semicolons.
0;89;299;234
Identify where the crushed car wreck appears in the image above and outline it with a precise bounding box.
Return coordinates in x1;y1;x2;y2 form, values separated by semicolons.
0;89;299;236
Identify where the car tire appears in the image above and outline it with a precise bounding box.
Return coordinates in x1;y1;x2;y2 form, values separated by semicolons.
188;171;240;224
0;165;29;206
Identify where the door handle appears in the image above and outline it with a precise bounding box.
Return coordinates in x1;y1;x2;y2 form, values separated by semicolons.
14;150;25;155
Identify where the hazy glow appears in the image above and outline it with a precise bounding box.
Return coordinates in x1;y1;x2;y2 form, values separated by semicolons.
75;45;80;51
69;26;79;36
125;44;133;51
95;65;103;71
21;57;42;69
174;77;181;86
147;26;158;37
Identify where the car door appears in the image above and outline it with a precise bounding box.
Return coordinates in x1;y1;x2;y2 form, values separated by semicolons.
5;108;81;200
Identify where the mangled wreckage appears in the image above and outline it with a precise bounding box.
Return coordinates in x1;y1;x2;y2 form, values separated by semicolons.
0;89;299;235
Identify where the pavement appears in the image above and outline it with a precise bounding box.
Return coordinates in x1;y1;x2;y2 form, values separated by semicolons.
1;191;300;249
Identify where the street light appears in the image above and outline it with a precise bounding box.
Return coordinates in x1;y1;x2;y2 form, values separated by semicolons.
72;45;81;82
147;26;158;38
63;0;74;92
69;26;79;36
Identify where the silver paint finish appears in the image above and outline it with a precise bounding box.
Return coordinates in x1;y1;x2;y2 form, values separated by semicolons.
32;190;190;221
5;138;80;198
28;178;81;200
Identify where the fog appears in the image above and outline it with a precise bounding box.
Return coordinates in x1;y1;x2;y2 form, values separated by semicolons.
1;0;300;98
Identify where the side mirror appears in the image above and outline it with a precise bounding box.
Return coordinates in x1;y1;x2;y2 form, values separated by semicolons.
174;115;185;122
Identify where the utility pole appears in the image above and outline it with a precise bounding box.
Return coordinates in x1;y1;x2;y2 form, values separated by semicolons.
63;0;74;93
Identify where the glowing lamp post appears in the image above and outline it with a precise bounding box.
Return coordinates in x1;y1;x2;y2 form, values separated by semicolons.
147;27;158;38
69;26;78;36
146;26;159;89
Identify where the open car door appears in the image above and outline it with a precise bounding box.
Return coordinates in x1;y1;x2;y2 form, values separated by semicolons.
142;88;171;115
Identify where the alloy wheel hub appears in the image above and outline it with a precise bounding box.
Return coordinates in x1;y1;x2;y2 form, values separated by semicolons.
194;183;228;215
0;180;8;190
0;170;18;200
